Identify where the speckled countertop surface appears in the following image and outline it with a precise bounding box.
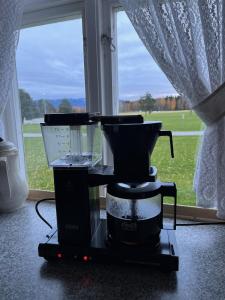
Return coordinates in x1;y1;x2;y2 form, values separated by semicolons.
1;201;225;300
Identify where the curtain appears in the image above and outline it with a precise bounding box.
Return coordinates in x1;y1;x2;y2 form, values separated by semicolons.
0;1;25;177
0;0;24;120
119;0;225;218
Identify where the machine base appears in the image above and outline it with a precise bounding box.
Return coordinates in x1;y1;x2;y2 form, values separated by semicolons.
38;219;179;271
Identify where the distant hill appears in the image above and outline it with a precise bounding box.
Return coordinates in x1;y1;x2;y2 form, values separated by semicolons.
45;98;86;108
36;98;131;109
35;98;136;110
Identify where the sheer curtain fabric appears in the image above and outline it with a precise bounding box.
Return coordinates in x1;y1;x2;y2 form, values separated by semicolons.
0;0;24;119
120;0;225;218
0;1;25;175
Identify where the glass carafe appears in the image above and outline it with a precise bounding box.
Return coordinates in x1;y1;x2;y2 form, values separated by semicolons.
106;182;162;246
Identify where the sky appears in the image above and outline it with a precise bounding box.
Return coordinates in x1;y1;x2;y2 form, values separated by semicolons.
16;11;177;101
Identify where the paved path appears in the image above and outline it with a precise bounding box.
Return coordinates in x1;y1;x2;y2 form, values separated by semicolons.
23;133;42;137
172;131;203;136
23;131;204;138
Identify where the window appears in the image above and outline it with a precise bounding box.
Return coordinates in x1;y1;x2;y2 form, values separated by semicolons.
16;17;85;191
116;11;203;206
6;0;207;213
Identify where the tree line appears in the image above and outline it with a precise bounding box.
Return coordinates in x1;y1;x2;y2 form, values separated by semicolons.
19;89;84;122
120;93;190;113
20;89;190;122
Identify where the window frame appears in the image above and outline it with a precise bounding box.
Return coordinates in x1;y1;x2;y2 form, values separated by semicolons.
21;0;119;114
4;0;219;220
22;0;84;28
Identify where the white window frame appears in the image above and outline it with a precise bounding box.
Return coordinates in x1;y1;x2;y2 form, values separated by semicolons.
83;0;119;115
19;0;119;115
22;0;83;27
20;0;121;115
4;0;218;220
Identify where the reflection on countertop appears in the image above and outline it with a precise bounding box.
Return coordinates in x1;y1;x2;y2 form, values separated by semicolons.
0;201;225;300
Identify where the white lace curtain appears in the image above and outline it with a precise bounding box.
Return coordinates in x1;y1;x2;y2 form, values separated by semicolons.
0;0;24;121
120;0;225;218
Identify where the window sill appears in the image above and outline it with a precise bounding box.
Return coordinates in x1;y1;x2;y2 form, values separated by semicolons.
28;189;219;222
28;189;54;201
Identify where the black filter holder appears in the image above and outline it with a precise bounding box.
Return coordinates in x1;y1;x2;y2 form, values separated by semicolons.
102;121;174;180
99;115;144;125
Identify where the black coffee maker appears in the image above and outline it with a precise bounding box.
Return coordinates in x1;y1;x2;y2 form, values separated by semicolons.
38;113;178;271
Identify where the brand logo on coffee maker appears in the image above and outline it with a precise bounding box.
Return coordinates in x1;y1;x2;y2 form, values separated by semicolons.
121;221;137;232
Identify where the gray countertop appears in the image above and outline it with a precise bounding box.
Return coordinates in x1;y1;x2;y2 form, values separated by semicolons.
0;201;225;300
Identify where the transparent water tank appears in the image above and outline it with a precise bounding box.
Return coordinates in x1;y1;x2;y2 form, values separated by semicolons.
41;113;102;167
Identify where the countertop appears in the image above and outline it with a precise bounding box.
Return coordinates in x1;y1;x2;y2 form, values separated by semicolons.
1;201;225;300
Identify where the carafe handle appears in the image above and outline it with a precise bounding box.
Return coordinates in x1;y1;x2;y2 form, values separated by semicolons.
159;131;174;158
161;182;177;230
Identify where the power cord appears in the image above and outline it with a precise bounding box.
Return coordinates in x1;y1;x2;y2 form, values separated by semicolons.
176;221;225;226
35;198;55;229
35;198;225;228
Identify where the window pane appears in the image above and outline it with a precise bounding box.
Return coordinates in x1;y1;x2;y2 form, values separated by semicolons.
16;18;86;191
117;11;203;206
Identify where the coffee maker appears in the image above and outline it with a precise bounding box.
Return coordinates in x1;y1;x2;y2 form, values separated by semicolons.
38;113;178;271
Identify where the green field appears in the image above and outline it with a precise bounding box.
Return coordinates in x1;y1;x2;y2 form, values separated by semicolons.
24;135;199;206
24;110;202;206
24;138;54;190
23;123;42;133
152;136;199;206
129;110;203;131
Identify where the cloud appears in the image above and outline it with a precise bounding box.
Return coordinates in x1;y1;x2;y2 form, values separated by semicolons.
17;19;85;99
16;12;177;101
117;11;177;99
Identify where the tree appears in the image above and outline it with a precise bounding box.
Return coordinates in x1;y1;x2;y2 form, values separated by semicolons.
36;99;56;115
58;99;73;113
19;89;36;122
139;92;156;113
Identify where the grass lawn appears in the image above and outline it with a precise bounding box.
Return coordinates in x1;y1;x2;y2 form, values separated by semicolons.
24;135;200;206
24;138;54;190
152;136;199;206
131;110;203;131
23;123;42;133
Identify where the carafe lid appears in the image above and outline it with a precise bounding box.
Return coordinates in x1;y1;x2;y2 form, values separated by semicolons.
0;138;17;157
107;181;162;199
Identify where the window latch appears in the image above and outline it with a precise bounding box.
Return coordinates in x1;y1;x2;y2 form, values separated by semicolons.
101;34;116;52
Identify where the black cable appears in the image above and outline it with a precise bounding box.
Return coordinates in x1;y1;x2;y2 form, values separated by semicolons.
35;198;225;228
35;198;55;229
176;221;225;226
